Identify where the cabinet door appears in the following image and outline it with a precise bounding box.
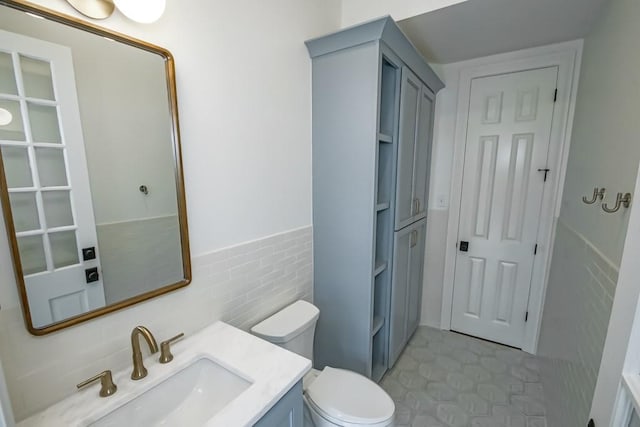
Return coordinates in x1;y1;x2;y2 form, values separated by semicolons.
389;226;412;367
389;220;427;368
395;67;421;230
406;220;427;338
411;87;434;221
254;381;303;427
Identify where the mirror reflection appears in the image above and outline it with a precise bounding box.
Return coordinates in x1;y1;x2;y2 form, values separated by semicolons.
0;1;189;333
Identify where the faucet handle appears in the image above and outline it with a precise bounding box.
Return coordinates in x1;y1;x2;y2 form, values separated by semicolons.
159;333;185;364
77;370;117;397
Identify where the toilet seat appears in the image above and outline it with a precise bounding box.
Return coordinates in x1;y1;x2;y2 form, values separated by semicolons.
305;367;394;426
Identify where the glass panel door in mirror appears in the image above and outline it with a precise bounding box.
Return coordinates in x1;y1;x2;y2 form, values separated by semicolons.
27;102;61;143
0;43;80;276
0;99;25;141
19;55;55;101
0;51;17;95
49;230;78;268
1;145;32;187
0;6;189;333
42;190;74;228
17;234;47;275
8;192;39;232
35;147;67;186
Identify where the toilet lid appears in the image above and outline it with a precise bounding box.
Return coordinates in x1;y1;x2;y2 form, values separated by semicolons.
306;367;395;425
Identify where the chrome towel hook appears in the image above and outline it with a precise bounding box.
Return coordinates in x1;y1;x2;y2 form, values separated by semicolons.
582;187;605;204
602;192;632;213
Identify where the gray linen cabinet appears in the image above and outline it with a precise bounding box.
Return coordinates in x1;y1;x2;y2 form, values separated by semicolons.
306;16;443;382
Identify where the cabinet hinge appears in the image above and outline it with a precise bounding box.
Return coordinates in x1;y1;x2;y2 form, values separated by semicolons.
554;89;558;102
525;311;529;322
534;244;538;255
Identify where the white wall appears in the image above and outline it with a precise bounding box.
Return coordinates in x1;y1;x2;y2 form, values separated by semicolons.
0;358;14;427
419;62;456;327
341;0;468;27
554;0;640;265
420;209;448;326
0;0;340;420
536;0;640;424
75;44;177;225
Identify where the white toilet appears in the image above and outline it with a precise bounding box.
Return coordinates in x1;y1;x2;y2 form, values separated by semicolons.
251;300;395;427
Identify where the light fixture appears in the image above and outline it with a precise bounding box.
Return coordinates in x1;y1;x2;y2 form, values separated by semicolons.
65;0;166;23
114;0;166;23
0;108;13;126
65;0;115;20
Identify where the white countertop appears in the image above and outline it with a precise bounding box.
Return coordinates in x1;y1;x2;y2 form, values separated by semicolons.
18;321;311;427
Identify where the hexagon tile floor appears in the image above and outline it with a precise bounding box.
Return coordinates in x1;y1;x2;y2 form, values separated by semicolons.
380;326;547;427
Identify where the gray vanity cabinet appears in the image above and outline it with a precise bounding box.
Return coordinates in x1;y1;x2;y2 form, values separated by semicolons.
395;68;435;231
389;219;427;366
254;381;303;427
306;16;443;383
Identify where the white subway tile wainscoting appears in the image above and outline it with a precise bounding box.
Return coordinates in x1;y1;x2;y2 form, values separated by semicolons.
0;226;312;421
537;219;619;427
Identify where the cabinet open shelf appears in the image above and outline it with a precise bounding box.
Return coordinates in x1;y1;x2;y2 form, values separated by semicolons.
374;261;387;276
375;209;390;268
376;141;393;205
371;325;387;382
375;202;390;212
371;363;386;383
372;315;384;336
378;132;393;143
379;58;397;137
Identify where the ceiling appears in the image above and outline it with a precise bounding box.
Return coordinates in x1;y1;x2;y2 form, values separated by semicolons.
399;0;609;64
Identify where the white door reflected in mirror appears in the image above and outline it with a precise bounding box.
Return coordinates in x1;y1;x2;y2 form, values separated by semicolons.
0;30;107;328
0;2;188;334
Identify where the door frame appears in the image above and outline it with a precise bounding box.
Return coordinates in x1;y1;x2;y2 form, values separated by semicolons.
440;40;583;353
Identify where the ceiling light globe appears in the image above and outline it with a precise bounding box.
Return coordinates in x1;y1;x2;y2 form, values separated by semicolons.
0;108;13;126
114;0;166;24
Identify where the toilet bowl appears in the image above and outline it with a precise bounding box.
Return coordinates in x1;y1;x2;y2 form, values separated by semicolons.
251;300;395;427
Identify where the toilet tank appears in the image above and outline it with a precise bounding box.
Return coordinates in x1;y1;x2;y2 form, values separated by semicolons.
251;300;319;361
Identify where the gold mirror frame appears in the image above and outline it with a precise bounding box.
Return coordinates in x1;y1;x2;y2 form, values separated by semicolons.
0;0;191;335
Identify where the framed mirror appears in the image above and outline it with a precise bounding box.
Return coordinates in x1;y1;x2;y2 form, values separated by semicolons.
0;0;190;335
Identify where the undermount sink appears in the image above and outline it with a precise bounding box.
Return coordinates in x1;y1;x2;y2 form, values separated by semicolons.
89;358;252;427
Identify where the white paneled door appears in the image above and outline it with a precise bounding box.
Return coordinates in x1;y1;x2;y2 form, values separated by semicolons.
0;30;105;328
451;67;558;348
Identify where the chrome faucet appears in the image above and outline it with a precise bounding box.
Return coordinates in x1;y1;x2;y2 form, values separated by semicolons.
130;326;158;380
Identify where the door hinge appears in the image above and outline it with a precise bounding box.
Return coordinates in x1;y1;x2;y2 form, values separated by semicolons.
534;244;538;255
525;311;529;322
554;88;558;102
